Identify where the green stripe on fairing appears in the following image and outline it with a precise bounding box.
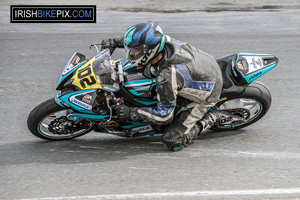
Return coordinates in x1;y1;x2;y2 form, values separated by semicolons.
123;64;134;71
244;63;277;83
124;79;155;86
58;89;95;114
120;122;148;129
134;99;157;105
145;131;154;136
236;53;273;64
71;113;110;121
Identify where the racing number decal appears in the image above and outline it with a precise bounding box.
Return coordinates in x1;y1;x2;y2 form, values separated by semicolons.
78;65;97;88
72;58;102;90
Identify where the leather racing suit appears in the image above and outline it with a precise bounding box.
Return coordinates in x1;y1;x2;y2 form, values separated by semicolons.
112;35;223;149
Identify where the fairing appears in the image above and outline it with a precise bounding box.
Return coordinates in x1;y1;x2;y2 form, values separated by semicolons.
235;53;278;84
57;52;87;90
216;53;278;101
123;61;157;106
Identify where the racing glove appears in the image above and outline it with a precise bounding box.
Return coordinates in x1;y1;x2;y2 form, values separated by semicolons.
100;36;124;54
113;104;141;122
100;38;117;54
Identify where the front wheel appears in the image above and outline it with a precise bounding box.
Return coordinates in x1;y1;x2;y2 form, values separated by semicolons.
212;81;272;131
27;98;95;140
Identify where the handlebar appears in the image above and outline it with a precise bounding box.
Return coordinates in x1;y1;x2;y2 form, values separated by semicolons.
90;44;102;53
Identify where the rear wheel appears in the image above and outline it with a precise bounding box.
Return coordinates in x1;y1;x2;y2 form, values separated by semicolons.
27;98;95;140
212;81;272;131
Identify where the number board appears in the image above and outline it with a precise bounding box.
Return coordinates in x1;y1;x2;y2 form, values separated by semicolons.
71;57;102;90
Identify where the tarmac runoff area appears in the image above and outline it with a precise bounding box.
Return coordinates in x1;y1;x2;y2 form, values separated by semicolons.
2;0;300;12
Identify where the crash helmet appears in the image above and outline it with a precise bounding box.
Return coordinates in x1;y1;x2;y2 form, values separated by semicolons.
123;21;165;66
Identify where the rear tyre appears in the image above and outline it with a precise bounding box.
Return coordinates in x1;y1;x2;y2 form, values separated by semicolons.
27;98;95;140
211;81;271;131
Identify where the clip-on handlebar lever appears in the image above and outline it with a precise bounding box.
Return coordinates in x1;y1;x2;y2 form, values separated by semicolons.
90;44;102;53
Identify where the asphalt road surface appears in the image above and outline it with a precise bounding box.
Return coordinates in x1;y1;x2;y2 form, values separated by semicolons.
1;6;300;200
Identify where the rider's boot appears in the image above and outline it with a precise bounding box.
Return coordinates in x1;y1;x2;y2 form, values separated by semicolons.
171;123;201;152
171;112;221;152
199;111;221;134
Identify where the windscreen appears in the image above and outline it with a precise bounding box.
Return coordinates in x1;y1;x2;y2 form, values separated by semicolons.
63;52;87;76
93;49;120;92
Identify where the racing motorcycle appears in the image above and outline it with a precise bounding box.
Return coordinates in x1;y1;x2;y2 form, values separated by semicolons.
27;45;278;140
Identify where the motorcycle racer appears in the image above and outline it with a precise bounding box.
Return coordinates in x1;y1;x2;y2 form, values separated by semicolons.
101;21;223;151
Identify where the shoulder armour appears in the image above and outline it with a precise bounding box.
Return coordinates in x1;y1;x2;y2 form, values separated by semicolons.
165;41;193;64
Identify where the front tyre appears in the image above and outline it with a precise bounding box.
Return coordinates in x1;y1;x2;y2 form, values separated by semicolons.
27;98;95;140
212;81;272;131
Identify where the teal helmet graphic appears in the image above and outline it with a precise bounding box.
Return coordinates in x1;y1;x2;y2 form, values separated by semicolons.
124;21;165;66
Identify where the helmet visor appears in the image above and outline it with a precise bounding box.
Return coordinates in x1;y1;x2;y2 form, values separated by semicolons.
125;43;149;61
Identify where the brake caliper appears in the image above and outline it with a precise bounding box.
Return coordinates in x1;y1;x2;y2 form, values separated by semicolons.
48;116;83;135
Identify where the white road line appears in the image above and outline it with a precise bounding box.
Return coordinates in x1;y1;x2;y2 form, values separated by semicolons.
186;149;300;160
17;188;300;200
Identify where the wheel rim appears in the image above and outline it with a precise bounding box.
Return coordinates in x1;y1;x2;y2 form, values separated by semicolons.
218;98;262;128
38;109;94;139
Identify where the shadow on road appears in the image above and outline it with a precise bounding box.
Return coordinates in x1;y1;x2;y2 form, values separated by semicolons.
1;129;247;166
198;129;247;140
